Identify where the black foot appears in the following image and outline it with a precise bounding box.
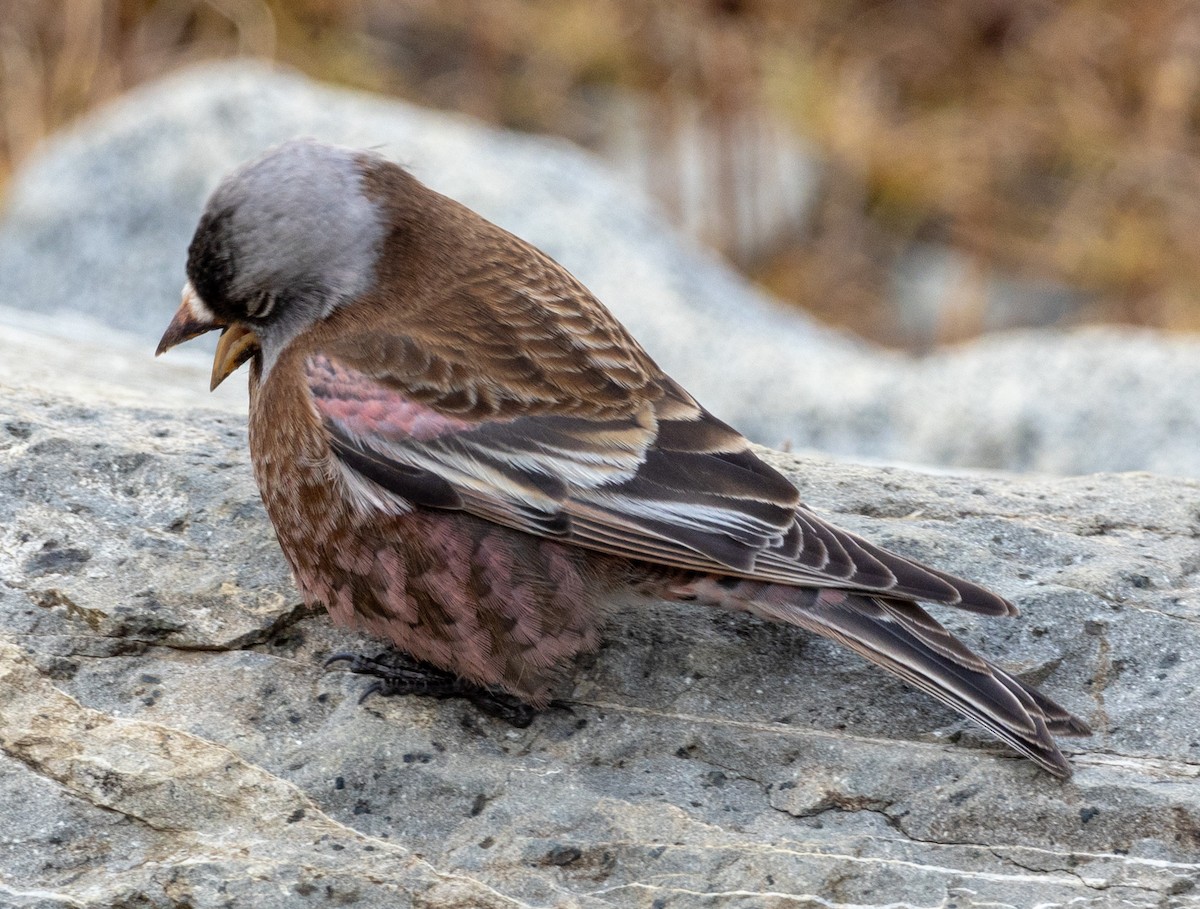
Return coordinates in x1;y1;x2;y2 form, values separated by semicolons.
324;651;558;728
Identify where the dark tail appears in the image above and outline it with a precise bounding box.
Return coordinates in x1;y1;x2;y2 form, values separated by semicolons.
686;577;1091;776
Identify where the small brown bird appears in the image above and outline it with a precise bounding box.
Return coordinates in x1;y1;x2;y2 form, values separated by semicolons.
157;138;1090;776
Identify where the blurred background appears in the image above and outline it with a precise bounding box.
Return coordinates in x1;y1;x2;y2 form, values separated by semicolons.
4;0;1200;350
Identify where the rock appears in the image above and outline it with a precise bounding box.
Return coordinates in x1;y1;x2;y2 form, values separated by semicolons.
2;377;1199;908
2;61;1200;476
2;61;1198;906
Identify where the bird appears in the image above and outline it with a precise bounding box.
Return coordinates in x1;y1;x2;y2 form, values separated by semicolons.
157;137;1091;776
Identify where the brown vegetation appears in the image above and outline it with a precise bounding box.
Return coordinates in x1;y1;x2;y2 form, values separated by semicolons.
4;0;1200;344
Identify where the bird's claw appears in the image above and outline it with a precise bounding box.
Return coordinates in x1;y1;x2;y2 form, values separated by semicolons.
357;681;385;704
323;649;555;728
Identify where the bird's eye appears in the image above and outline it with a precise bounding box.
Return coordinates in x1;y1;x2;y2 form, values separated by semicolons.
249;290;277;319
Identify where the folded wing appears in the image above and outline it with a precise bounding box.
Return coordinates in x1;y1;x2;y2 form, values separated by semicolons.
307;343;1013;615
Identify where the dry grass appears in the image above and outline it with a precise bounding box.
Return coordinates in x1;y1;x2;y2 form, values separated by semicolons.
3;0;1200;345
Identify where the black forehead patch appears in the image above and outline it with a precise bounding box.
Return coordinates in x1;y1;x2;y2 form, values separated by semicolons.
186;206;242;321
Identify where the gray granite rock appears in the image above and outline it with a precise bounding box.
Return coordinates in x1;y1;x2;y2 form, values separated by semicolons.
2;61;1199;907
2;373;1199;908
2;61;1200;477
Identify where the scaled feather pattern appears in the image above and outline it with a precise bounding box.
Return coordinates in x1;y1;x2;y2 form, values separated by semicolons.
157;138;1091;777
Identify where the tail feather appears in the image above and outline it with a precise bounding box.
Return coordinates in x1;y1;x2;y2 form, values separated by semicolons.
685;578;1088;776
1014;677;1093;737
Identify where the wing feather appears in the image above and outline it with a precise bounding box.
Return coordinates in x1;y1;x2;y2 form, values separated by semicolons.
306;346;1013;614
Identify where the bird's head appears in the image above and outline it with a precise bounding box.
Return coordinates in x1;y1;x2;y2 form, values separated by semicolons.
156;138;387;389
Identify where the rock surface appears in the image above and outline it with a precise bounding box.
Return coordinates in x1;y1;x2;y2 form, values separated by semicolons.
2;61;1200;477
2;376;1199;908
2;62;1199;907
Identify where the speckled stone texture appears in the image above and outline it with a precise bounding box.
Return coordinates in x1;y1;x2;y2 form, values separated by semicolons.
2;61;1199;908
1;374;1198;908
